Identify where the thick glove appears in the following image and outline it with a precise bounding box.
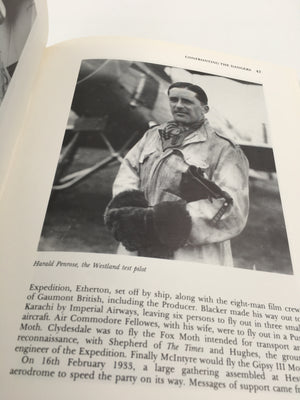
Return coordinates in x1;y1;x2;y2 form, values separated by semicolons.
153;200;192;249
105;206;156;252
104;190;192;257
180;165;231;203
105;189;148;211
104;190;150;251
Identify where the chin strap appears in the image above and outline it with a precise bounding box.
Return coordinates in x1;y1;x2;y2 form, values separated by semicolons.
211;194;233;224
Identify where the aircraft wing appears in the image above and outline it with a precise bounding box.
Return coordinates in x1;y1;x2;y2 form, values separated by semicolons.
239;142;276;173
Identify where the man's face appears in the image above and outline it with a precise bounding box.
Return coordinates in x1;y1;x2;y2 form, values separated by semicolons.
168;87;208;126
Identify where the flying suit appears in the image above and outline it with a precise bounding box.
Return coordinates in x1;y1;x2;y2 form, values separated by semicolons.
112;119;249;266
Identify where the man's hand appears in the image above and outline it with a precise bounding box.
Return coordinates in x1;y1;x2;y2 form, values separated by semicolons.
105;206;155;251
104;190;192;256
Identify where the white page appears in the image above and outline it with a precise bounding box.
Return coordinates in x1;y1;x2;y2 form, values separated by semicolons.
46;0;300;78
1;37;300;399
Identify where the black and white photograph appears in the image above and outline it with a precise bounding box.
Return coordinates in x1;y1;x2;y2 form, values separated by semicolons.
38;58;293;275
0;0;36;105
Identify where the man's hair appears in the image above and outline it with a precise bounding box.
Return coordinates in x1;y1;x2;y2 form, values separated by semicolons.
168;82;208;105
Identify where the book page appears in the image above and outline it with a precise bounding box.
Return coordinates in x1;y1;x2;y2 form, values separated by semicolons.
0;0;47;195
1;37;300;400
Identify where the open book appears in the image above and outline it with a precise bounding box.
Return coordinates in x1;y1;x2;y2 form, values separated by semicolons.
1;1;300;399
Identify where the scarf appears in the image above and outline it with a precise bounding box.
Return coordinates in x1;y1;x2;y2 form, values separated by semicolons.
159;120;204;151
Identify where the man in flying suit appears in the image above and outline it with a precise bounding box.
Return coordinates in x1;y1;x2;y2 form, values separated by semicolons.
105;82;249;266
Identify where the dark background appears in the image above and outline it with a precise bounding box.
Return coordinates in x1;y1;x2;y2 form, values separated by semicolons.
39;146;293;274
